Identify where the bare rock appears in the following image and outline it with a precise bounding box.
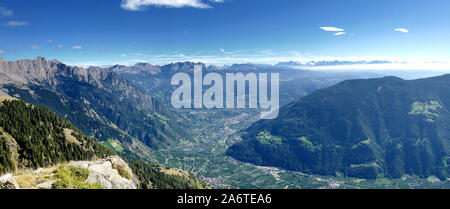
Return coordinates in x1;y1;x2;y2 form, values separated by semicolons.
69;156;137;189
0;174;20;189
36;180;57;189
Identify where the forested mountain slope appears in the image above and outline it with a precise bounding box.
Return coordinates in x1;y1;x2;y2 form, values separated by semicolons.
0;97;113;174
0;97;206;189
0;57;192;150
228;75;450;180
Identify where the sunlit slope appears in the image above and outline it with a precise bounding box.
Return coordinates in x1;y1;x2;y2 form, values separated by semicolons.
228;75;450;180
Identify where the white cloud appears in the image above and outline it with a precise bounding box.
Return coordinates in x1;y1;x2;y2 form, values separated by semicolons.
58;44;64;49
29;45;40;50
394;28;409;33
334;32;346;36
48;40;54;43
0;49;5;54
0;7;13;16
320;27;344;32
4;21;28;27
121;0;224;11
220;48;225;52
72;46;83;50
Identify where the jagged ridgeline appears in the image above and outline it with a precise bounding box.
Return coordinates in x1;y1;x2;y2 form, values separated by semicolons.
0;57;192;150
0;98;114;174
228;75;450;180
111;62;383;107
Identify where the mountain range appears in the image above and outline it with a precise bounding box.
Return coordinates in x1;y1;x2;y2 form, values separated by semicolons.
0;57;192;154
2;56;448;188
275;60;392;67
108;61;384;107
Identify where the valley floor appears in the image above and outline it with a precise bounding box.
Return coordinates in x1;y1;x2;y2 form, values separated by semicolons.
146;109;450;189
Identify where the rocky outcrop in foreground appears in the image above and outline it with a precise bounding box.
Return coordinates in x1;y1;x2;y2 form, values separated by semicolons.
0;156;138;189
0;174;19;189
69;156;138;189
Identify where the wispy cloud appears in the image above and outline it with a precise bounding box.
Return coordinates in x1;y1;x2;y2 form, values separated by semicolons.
220;48;225;53
5;21;28;27
114;49;309;65
0;48;15;55
320;27;344;32
334;32;346;36
58;44;64;49
121;0;224;11
29;45;40;50
0;7;13;16
48;40;54;43
69;49;450;71
72;46;83;50
394;28;409;33
96;47;110;52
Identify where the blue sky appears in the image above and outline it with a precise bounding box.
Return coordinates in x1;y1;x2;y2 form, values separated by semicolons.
0;0;449;67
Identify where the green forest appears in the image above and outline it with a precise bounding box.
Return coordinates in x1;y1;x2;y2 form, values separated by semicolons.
0;99;208;189
0;99;113;174
124;152;209;189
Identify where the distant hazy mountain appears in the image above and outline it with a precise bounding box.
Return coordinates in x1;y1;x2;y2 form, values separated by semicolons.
111;61;385;107
228;75;450;180
276;60;392;67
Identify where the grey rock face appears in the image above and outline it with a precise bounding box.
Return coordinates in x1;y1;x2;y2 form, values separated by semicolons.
109;61;207;76
69;156;137;189
36;180;57;189
0;56;62;85
109;63;162;75
0;56;156;109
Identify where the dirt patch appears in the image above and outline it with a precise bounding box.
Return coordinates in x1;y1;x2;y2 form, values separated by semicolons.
63;128;81;145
